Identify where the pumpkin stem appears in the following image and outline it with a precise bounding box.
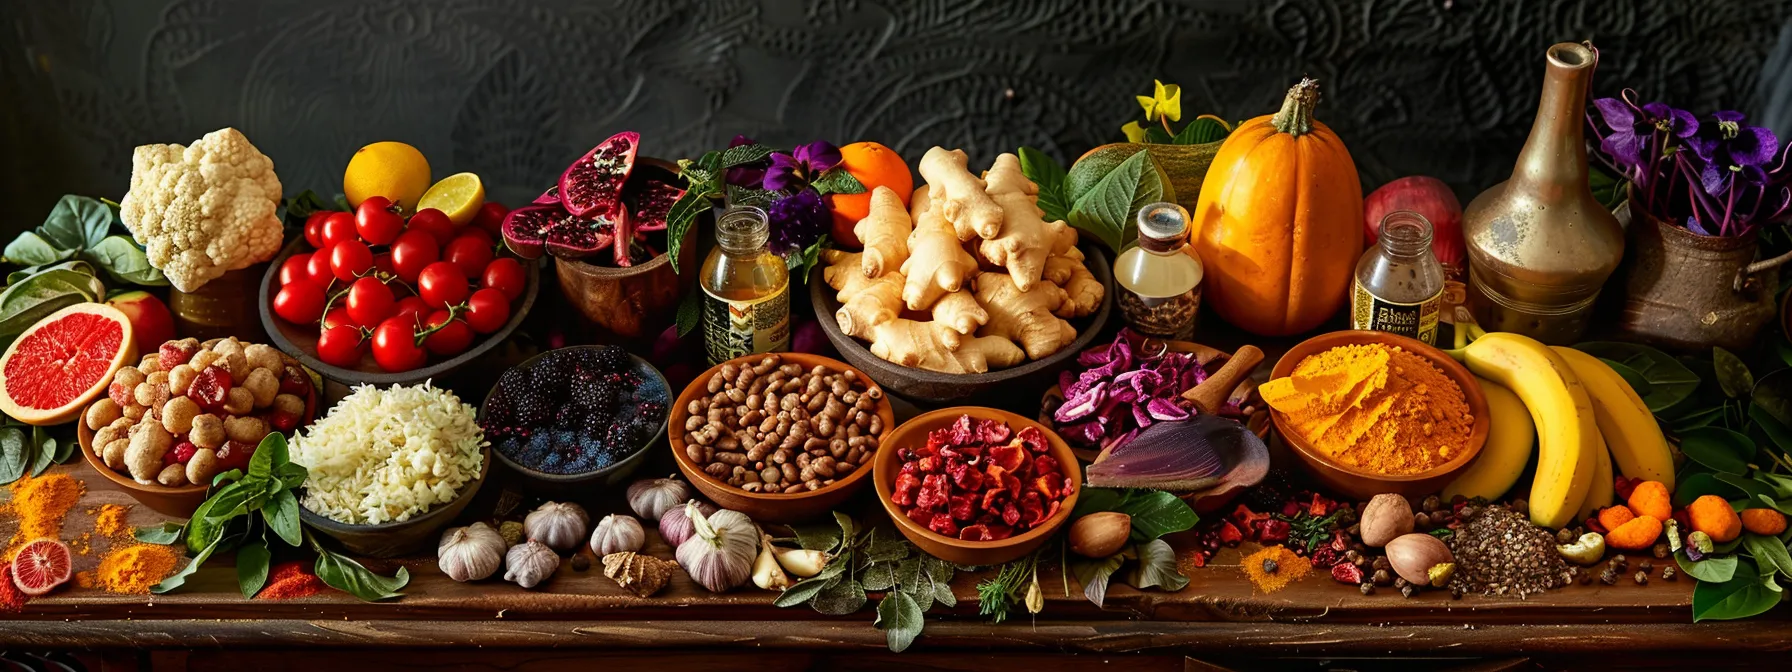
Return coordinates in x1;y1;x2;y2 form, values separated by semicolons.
1270;78;1322;137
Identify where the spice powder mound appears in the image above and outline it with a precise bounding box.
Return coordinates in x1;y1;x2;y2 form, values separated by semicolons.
1;473;85;557
1260;343;1473;475
76;544;180;594
1241;545;1312;594
1448;504;1571;598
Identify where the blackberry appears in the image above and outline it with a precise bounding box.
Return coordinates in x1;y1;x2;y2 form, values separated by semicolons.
512;392;554;428
592;345;630;373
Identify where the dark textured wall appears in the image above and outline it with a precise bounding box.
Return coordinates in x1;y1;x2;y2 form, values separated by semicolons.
3;0;1789;224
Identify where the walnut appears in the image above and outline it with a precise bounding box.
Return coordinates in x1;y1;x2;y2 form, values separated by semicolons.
601;552;677;597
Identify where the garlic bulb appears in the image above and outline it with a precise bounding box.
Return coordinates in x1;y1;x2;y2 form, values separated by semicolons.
752;533;790;591
772;544;829;578
659;499;717;547
437;522;506;582
590;514;646;556
504;540;561;589
675;502;758;592
524;501;590;552
627;475;692;521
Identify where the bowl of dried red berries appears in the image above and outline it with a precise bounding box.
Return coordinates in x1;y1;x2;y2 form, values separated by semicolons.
875;408;1080;566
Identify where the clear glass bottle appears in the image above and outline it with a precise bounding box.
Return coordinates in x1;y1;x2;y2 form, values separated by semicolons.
700;206;790;364
1114;202;1204;340
1352;210;1446;344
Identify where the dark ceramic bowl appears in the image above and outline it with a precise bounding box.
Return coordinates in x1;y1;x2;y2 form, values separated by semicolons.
258;237;541;387
811;242;1114;407
300;444;493;558
479;347;669;497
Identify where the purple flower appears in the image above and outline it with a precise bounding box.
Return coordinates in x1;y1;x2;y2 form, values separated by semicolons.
1688;111;1780;195
766;190;830;255
1591;97;1696;171
762;141;841;193
724;135;768;188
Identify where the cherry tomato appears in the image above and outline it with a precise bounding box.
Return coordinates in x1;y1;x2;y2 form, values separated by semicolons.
372;252;395;276
355;196;405;246
272;279;326;324
303;211;333;248
417;261;469;309
406;208;457;247
454;226;494;248
472;202;509;237
481;257;527;300
463;288;511;334
329;240;374;283
392;296;430;327
316;324;366;368
389;230;439;282
321;212;359;249
422;310;475;356
322;307;357;330
346;277;396;327
443;233;495;279
372;317;427;372
279;253;314;287
307;253;336;288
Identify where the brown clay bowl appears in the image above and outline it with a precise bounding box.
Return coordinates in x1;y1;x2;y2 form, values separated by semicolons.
1268;330;1490;501
77;343;321;517
874;407;1081;566
668;353;892;524
299;443;493;558
810;242;1113;407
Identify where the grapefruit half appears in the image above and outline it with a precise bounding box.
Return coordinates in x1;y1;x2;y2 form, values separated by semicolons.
0;303;136;425
11;538;72;596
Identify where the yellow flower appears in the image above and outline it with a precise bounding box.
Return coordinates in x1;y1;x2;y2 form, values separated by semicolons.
1135;80;1182;122
1121;120;1149;143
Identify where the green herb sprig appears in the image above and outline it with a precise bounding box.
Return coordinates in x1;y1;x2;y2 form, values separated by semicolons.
773;512;958;653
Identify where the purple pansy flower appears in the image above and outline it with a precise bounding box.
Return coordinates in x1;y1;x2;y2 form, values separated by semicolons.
1591;97;1696;172
1688;111;1779;195
765;190;830;255
724;135;768;188
762;141;841;193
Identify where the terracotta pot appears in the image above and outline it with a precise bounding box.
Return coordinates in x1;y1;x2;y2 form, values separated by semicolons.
1616;212;1785;352
169;265;269;343
556;227;697;345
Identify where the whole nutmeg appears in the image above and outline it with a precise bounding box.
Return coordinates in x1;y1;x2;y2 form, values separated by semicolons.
1068;512;1131;558
1359;493;1415;548
1385;533;1455;587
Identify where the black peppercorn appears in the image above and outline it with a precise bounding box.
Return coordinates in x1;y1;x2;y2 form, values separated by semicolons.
1600;569;1619;585
1414;512;1432;529
1359;582;1375;595
1652;542;1670;560
570;554;591;572
1511;499;1529;516
1393;576;1411;590
1422;495;1442;511
1450;585;1465;600
1400;583;1417;598
1372;556;1392;572
1639;560;1653;573
1662;566;1678;581
1634;570;1649;586
1262;558;1279;574
1450;494;1467;506
1372;569;1394;586
1556;528;1574;544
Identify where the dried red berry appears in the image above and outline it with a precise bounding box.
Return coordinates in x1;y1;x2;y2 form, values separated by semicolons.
165;441;198;466
1331;561;1366;584
188;365;232;412
158;341;198;370
278;365;311;397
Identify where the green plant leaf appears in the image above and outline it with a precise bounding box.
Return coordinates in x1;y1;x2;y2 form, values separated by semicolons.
236;539;271;599
1598;358;1652;395
792;521;843;553
28;426;54;477
810;576;868;615
833;511;858;548
1718;472;1776;502
151;537;220;594
134;522;184;545
664;190;712;274
1072;487;1199;542
719;144;776;168
1574;342;1700;412
1668;406;1725;432
1693;557;1783;621
1018;147;1071;223
4;232;77;267
313;547;408;601
1127;539;1189;591
1678;427;1757;474
40;195;113;251
1714;347;1755;399
1065;150;1163;254
0;427;28;485
861;561;897;591
282;190;333;224
84;236;167;286
1750;404;1792;455
274;462;306;491
266;489;302;547
1745;534;1792;580
725;185;779;208
1070;553;1125;608
874;591;924;653
0;268;107;337
1759;475;1792;500
810;167;866;196
248;433;287;482
1676;471;1745;507
185;480;255;551
1172;117;1231;145
1143;127;1173;144
1753;369;1792;427
774;573;835;607
1677;549;1738;582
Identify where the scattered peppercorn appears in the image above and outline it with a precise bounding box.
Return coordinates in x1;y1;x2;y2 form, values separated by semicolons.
1556;528;1575;544
1600;569;1619;585
1373;569;1394;586
1611;554;1627;568
1451;585;1465;600
1638;560;1653;573
1359;582;1375;595
1344;549;1362;565
1400;583;1417;598
1652;542;1669;560
1262;557;1279;574
1662;565;1677;581
1414;512;1432;529
1511;499;1529;516
570;554;591;572
1372;556;1392;572
1633;570;1648;585
1394;576;1411;590
1422;495;1441;512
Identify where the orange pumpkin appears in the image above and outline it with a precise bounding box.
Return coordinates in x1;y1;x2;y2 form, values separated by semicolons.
1191;78;1363;337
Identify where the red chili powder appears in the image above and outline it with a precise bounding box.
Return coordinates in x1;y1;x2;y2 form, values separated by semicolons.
257;561;326;600
0;561;26;613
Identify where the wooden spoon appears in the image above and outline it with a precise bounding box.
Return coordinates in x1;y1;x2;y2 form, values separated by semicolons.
1182;344;1264;415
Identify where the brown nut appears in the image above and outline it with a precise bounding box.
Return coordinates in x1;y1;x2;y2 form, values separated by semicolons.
102;437;130;470
222;352;251;385
243;368;279;408
1386;533;1456;587
243;343;284;374
189;349;220;371
1069;512;1132;558
184;447;220;486
189;414;226;450
125;421;174;482
168;364;197;396
161;396;201;435
224;416;270;444
156;463;187;487
112;366;147;390
85;398;123;431
1360;494;1416;548
138;353;161;372
222;387;254;415
272;393;304;417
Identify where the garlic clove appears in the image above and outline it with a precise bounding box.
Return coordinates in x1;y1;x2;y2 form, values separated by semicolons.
525;501;590;552
627;474;693;521
771;545;829;578
591;514;647;556
438;522;506;582
504;540;561;589
752;534;791;591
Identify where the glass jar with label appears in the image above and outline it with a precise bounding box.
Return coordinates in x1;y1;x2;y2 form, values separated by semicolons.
1352;210;1445;344
701;206;790;364
1114;202;1203;339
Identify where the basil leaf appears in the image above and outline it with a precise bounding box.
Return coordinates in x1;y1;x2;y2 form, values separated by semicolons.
186;481;255;550
1744;533;1792;581
84;236;167;286
248;433;287;482
1018;146;1071;223
1693;557;1783;622
40;195;113;251
809;167;866;196
0;427;28;484
874;591;924;653
134;522;185;545
1676;549;1738;582
314;549;408;601
1574;342;1700;412
1127;539;1189;591
0;269;106;337
1713;347;1754;399
1072;487;1198;542
266;489;303;547
236;539;271;599
1071;553;1125;608
151;537;221;594
1066;150;1166;254
282;190;332;224
275;462;307;490
4;232;77;267
213;469;245;486
1677;427;1756;474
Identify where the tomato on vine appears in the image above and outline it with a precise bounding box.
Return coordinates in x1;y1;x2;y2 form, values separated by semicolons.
463;288;511;334
329;240;374;283
279;253;314;286
417;261;469;309
273;280;326;324
303;211;333;248
392;296;430;327
423;310;474;356
322;307;357;330
371;317;427;372
443;233;495;279
316;324;367;368
406;208;457;247
390;230;439;282
355;196;405;245
346;277;397;327
321;212;359;249
481;257;526;300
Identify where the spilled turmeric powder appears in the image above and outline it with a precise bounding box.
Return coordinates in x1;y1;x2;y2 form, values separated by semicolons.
1261;343;1472;475
1;473;85;558
76;544;179;594
92;503;132;540
1241;545;1310;594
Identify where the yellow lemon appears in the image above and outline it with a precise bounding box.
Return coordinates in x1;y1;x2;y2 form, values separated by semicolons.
343;141;431;212
418;172;486;226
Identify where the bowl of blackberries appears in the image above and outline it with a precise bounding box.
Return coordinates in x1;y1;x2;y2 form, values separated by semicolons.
479;345;669;493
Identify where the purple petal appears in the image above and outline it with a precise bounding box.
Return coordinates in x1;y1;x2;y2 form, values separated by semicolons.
1131;403;1153;429
1685;215;1711;236
1701;162;1732;197
726;166;766;188
1602;132;1649;169
762;154;803;193
1110;386;1139;404
765;190;830;255
728;134;757;148
1053;381;1108;423
1063;420;1106;446
1147;398;1191;421
1667;108;1700;138
1713;110;1747;124
1730;126;1780;166
793;141;842;173
1594;97;1639;129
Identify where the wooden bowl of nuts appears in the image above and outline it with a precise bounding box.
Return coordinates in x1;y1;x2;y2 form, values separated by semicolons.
668;353;893;524
77;337;320;517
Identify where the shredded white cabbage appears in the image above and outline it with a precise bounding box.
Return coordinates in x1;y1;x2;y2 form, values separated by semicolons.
291;381;486;525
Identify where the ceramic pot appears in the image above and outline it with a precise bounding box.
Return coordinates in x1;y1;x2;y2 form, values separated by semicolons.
1616;213;1787;352
169;265;269;342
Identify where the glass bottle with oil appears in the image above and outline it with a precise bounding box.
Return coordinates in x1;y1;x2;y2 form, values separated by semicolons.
701;206;790;364
1352;210;1446;344
1114;202;1204;340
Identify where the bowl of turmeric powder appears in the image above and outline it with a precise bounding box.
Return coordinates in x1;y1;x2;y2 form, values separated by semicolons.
1260;330;1489;500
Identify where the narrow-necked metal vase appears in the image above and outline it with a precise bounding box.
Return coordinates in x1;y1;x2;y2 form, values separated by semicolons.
1462;42;1624;344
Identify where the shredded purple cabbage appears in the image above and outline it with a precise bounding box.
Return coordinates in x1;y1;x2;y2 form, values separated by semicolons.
1051;329;1213;451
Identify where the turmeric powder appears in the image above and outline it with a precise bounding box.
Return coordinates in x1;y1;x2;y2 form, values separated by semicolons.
1261;343;1473;475
1241;545;1311;594
0;473;85;559
75;544;179;594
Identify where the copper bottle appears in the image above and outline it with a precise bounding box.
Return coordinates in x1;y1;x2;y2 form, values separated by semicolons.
1461;42;1623;344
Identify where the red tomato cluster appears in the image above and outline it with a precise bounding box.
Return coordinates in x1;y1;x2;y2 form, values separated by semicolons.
274;198;526;372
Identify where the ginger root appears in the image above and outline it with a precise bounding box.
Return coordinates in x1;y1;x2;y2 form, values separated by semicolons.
868;319;1024;374
1044;255;1103;319
900;186;979;310
977;153;1068;290
856;186;912;278
974;273;1077;360
919;147;1004;241
930;289;989;335
824;249;903;337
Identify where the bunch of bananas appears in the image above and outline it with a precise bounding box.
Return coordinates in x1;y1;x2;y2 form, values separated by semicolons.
1442;331;1676;528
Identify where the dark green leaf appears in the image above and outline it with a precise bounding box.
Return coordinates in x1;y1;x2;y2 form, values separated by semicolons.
1718;472;1776;502
1714;347;1755;399
1018;147;1071;224
1759;474;1792;499
874;591;924;653
1126;539;1188;591
1589;164;1626;211
1065;150;1164;254
151;537;220;594
1598;358;1652;395
1754;370;1792;427
719;144;776;168
50;426;74;463
921;556;954;584
864;526;909;563
834;511;858;545
266;489;302;547
894;557;922;588
0;427;28;484
40;195;113;250
185;481;256;550
28;426;54;476
1667;406;1725;432
861;561;897;591
898;575;935;612
774;573;835;607
792;521;843;553
84;236;167;286
1574;342;1700;412
1143;126;1173;144
1676;549;1738;582
1172;117;1231;145
314;548;408;601
664;190;711;274
932;576;956;608
1744;534;1792;580
236;539;271;599
134;522;184;544
674;286;703;338
1071;553;1125;608
810;167;867;196
275;462;306;490
1678;427;1756;474
0;268;107;337
1676;471;1746;507
1072;488;1199;542
724;185;779;208
248;433;287;482
1693;557;1782;621
282;190;332;222
214;469;245;486
4;232;77;267
1750;404;1792;455
333;195;352;211
810;576;868;615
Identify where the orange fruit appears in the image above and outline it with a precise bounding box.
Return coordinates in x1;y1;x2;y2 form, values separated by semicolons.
827;142;914;248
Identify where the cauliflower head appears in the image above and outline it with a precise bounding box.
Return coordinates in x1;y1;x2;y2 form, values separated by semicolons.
120;127;284;292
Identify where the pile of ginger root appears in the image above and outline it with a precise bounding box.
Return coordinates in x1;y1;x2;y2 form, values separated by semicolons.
822;147;1104;374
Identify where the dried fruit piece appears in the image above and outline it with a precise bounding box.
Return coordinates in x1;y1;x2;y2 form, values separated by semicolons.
188;365;232;412
11;538;72;596
601;551;675;597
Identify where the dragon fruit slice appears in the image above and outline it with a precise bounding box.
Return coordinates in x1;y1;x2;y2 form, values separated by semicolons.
559;131;639;218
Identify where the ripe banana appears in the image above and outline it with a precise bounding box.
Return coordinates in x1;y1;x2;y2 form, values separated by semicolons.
1455;332;1600;528
1578;436;1614;522
1442;377;1535;502
1552;346;1677;490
